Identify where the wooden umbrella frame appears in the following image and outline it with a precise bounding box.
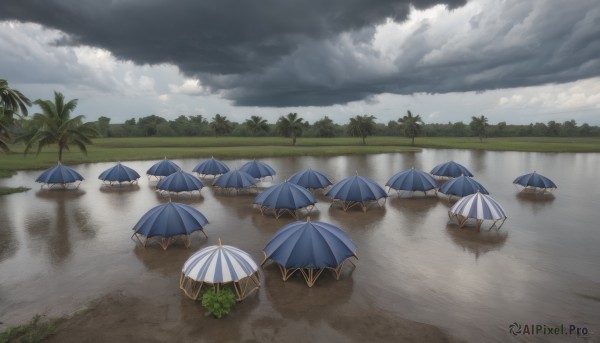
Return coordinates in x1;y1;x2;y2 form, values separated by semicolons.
387;187;438;198
448;212;507;231
256;204;314;219
101;179;139;187
39;181;82;190
261;254;357;287
330;198;386;212
213;185;259;195
131;230;208;250
514;184;556;194
179;271;261;302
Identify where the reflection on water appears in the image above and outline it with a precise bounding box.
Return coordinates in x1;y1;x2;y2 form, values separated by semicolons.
0;201;18;262
0;152;599;342
446;225;509;259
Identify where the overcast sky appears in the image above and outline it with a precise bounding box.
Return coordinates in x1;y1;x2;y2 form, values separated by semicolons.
1;0;599;125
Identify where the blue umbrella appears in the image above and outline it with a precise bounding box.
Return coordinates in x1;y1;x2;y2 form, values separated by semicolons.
513;171;557;193
253;181;316;218
386;168;438;195
98;163;140;185
146;158;180;178
430;161;473;179
439;175;488;198
449;192;507;229
180;239;260;300
132;201;208;249
156;170;204;195
287;169;333;190
192;157;230;177
36;163;84;189
213;170;257;191
262;219;357;287
325;175;387;211
240;160;276;179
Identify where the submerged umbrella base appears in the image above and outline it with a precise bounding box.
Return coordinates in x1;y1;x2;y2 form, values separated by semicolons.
213;185;258;194
256;205;314;219
388;189;438;198
262;258;356;287
39;182;82;190
330;198;386;212
179;273;260;301
101;180;138;187
156;189;203;198
515;185;556;194
132;231;207;250
448;214;507;231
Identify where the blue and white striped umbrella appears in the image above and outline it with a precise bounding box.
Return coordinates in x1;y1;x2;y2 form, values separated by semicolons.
147;158;180;178
193;157;230;177
156;170;204;194
240;160;276;179
449;192;507;229
430;161;473;178
182;242;259;283
36;163;84;186
98;163;140;184
287;169;333;190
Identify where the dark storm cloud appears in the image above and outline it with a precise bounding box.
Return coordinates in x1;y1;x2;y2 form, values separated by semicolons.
2;0;599;107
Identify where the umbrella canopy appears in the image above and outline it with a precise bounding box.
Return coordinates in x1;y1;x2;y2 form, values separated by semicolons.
146;158;180;178
513;171;557;192
449;192;507;229
132;202;208;249
430;161;473;179
386;168;438;194
213;170;257;191
240;160;276;179
325;175;387;211
439;175;488;198
253;181;316;218
35;163;84;188
156;170;204;195
192;157;230;177
98;163;140;185
180;239;260;300
287;169;333;190
262;219;357;287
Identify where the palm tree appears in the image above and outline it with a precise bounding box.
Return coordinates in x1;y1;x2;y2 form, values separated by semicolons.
469;115;489;142
245;115;269;136
347;115;376;145
1;80;32;152
398;110;424;145
210;114;233;137
1;79;32;120
24;91;99;162
276;112;304;145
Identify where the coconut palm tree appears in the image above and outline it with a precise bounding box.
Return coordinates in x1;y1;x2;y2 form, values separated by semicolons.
347;115;376;145
24;91;99;162
210;114;233;137
1;79;32;120
398;110;423;145
470;115;489;142
276;112;304;145
245;115;269;136
0;121;10;153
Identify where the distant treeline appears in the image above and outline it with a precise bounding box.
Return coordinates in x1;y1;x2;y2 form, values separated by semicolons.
89;114;600;138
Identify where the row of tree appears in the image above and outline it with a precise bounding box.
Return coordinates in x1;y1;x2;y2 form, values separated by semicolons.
100;112;600;141
2;79;600;161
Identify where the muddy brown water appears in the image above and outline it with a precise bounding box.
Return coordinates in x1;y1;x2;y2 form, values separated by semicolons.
1;150;599;342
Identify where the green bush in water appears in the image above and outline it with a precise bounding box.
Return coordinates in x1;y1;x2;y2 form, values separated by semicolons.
201;287;236;319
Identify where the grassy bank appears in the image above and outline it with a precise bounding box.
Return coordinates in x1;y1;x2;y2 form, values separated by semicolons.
0;136;598;174
0;186;30;196
0;315;58;343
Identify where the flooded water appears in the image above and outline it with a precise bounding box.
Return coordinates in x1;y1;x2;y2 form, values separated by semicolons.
1;150;599;342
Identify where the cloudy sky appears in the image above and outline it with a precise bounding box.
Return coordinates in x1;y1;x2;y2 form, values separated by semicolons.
1;0;599;125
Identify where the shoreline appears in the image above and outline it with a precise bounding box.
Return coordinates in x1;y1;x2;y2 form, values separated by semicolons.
1;136;599;176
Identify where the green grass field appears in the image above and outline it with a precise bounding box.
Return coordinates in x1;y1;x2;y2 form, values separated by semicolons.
1;136;599;175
